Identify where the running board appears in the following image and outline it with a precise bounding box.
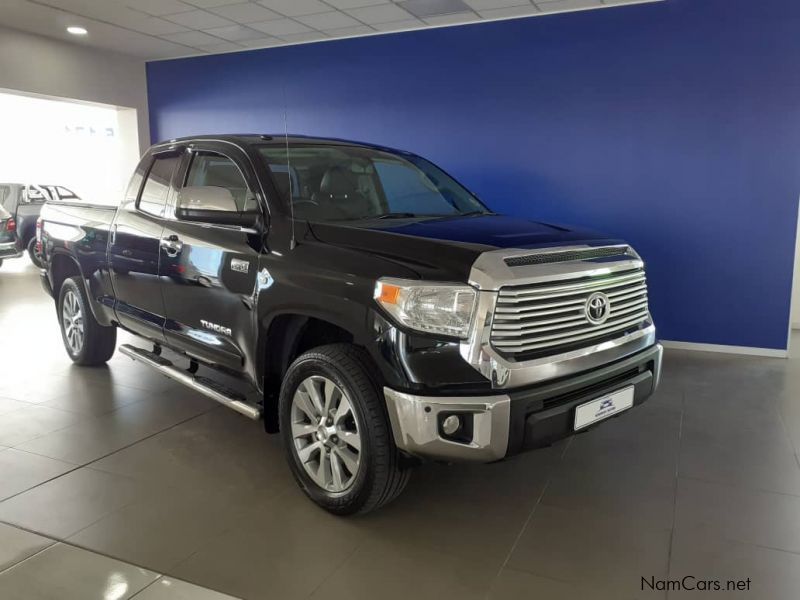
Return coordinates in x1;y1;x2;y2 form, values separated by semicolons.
119;344;261;420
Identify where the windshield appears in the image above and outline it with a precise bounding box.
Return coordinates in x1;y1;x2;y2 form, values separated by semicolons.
259;144;490;222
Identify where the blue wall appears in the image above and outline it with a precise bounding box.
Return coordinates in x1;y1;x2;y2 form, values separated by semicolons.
147;0;800;350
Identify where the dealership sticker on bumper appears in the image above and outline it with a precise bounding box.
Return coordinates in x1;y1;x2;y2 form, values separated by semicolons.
574;386;634;430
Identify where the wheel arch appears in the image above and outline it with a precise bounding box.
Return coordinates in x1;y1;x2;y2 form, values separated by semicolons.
258;310;369;433
50;252;83;299
49;251;111;326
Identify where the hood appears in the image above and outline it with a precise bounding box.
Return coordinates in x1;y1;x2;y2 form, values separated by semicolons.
307;214;620;282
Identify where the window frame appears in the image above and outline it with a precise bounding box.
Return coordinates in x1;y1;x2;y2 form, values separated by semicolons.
167;144;265;229
183;150;254;212
135;154;181;218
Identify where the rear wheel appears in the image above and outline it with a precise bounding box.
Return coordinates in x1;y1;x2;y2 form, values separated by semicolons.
58;276;116;365
279;343;411;515
27;237;43;268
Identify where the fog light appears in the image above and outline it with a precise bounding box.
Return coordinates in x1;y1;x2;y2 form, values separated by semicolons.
442;414;461;436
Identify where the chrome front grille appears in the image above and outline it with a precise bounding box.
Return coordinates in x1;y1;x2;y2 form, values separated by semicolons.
490;267;650;358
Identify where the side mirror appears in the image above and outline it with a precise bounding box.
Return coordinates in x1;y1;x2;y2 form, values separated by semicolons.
176;186;259;228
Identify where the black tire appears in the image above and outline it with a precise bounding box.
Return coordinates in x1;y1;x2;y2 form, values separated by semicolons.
27;237;43;268
279;343;411;515
58;276;116;366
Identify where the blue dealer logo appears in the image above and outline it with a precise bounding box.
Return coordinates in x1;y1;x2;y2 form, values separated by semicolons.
595;398;615;417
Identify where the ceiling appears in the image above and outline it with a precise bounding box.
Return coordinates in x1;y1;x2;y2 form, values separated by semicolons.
1;0;662;60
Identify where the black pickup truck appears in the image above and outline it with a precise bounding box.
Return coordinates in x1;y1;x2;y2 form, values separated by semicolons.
39;135;662;515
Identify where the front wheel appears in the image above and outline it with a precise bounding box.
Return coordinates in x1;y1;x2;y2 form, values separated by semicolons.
279;344;411;515
58;276;116;365
27;237;43;268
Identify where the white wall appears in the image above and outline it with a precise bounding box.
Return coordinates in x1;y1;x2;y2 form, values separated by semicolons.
0;26;149;152
0;92;137;204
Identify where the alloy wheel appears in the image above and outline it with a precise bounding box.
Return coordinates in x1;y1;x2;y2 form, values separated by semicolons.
290;375;362;492
61;290;84;354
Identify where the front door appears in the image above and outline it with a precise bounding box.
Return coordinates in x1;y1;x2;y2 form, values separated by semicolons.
158;144;263;374
109;153;180;341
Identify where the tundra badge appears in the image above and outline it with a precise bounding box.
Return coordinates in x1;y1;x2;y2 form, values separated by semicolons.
200;320;232;336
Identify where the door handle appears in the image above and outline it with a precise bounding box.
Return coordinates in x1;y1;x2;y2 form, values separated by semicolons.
160;234;183;257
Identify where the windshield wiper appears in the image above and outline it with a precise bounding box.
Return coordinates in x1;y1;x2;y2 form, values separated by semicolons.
355;211;493;221
375;212;419;219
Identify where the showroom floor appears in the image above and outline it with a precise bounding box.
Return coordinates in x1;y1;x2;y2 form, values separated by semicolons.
1;257;800;600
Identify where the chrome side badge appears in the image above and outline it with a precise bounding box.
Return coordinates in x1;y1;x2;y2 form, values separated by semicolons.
200;320;232;336
230;258;249;273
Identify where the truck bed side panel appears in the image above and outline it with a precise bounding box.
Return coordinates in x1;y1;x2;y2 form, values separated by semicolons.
40;202;117;326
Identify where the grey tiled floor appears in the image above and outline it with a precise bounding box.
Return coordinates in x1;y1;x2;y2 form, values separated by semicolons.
0;522;238;599
1;257;800;598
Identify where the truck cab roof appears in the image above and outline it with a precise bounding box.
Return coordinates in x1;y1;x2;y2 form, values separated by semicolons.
155;134;410;156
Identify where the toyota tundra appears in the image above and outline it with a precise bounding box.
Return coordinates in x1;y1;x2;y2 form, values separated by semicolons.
38;135;662;515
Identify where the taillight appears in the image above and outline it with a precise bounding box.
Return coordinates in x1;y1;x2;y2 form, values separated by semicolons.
6;217;15;233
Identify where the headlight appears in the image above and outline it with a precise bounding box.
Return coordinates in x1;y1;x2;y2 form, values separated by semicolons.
374;278;477;339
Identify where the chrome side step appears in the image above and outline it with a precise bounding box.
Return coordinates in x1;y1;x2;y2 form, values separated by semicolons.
119;344;262;420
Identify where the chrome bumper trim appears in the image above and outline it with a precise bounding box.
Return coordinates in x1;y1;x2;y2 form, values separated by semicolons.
384;387;510;462
385;343;662;463
653;341;664;390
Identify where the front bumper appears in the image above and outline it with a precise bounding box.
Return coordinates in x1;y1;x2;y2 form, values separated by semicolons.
384;343;662;462
0;240;22;260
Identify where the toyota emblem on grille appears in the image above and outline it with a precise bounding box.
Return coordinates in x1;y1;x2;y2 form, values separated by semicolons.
585;292;610;325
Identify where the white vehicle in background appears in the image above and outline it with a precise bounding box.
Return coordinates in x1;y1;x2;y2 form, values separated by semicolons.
0;183;81;267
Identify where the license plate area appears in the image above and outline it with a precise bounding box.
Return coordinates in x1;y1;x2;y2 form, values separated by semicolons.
574;386;634;431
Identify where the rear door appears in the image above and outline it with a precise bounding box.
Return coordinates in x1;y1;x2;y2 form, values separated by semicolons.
109;152;181;341
158;143;263;372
